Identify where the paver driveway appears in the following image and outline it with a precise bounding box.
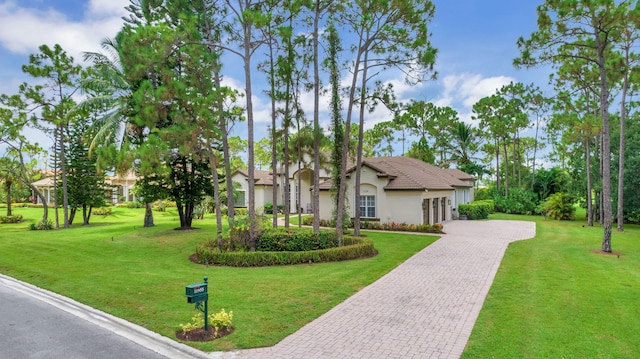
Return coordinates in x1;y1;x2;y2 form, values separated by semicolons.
223;220;536;359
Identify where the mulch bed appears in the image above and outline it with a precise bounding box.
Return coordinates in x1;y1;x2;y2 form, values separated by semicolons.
591;249;623;257
176;326;234;342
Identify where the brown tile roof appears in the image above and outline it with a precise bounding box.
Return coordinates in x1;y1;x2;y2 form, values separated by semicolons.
444;168;475;181
319;156;473;191
235;169;276;186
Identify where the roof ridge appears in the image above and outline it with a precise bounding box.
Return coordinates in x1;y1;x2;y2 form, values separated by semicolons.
381;157;425;189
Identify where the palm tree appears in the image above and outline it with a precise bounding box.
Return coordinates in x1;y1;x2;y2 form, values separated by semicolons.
449;122;479;167
81;38;154;227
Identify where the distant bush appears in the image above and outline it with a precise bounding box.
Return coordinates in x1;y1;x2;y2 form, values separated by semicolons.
539;192;576;220
91;207;112;216
121;201;144;209
29;220;53;230
263;202;274;214
0;215;23;224
458;200;494;220
494;188;537;215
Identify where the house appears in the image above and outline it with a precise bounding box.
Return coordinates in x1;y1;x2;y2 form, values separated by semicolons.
317;157;474;225
31;171;139;205
232;154;333;214
233;156;474;225
230;169;280;212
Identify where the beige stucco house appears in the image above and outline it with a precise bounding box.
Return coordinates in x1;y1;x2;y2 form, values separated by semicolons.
318;157;474;225
31;171;139;205
233;156;474;225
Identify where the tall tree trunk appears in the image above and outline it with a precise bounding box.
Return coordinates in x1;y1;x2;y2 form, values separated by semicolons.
5;179;11;217
311;0;321;233
617;44;630;232
531;114;540;191
53;129;60;228
297;121;302;228
143;202;154;228
596;33;612;252
353;46;370;237
209;148;223;249
60;124;70;228
337;44;364;246
495;138;501;195
503;139;509;197
242;20;257;251
586;138;593;227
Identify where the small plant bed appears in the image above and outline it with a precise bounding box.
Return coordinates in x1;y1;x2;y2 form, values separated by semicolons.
177;309;234;342
195;228;377;267
176;326;234;342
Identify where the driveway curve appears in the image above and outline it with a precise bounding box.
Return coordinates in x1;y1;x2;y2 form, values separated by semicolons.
228;220;536;359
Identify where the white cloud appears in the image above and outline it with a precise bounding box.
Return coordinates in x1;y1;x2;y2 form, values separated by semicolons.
0;0;128;62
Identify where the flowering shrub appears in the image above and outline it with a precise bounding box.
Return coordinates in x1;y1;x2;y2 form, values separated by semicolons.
179;309;233;336
91;207;112;216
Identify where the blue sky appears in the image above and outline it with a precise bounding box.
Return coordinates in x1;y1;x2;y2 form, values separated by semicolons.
0;0;552;158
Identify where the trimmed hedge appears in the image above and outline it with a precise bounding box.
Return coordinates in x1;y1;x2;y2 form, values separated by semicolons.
458;200;494;220
257;228;338;252
302;216;443;233
0;214;23;224
195;235;375;267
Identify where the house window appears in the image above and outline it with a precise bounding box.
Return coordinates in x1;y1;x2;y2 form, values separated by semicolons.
236;191;246;207
359;195;376;218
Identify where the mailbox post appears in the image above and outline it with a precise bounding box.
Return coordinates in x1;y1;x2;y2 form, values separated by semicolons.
185;276;209;331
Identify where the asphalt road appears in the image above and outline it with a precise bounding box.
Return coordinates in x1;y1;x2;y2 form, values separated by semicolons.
0;275;209;359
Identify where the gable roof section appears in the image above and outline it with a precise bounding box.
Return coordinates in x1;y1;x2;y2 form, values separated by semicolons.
234;169;276;186
444;168;475;181
360;157;471;190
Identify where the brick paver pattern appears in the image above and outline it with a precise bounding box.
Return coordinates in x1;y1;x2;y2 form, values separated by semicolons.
218;220;536;359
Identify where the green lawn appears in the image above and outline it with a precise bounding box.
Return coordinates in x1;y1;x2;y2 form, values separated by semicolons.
462;211;640;358
0;207;436;352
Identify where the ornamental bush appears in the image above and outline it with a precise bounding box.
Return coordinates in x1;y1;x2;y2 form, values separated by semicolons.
91;207;112;216
458;200;493;220
540;192;576;220
0;215;23;224
195;234;375;267
257;228;338;252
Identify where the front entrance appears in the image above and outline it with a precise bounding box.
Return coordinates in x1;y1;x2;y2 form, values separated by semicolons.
422;199;430;225
433;198;439;223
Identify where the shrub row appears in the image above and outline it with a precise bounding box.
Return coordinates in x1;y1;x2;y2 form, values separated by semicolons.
302;216;443;233
91;207;112;216
458;200;494;220
0;215;23;224
195;235;375;267
257;228;338;252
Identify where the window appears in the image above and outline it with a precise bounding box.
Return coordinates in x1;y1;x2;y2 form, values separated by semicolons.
359;195;376;218
236;191;246;207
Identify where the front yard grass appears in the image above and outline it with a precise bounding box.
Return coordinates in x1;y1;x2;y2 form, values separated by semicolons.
0;207;436;352
462;212;640;358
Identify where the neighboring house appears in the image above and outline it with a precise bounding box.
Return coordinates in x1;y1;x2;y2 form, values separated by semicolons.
31;177;55;205
106;172;138;204
318;156;474;225
31;171;139;205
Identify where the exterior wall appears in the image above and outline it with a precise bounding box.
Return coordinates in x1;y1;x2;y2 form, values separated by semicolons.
232;172;280;212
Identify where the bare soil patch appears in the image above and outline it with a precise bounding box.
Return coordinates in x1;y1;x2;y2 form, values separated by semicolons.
176;326;234;342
